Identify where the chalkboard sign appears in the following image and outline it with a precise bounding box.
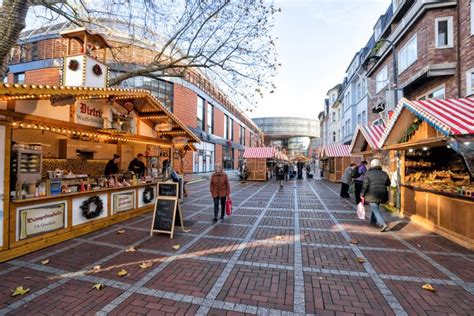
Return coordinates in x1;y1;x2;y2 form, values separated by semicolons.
158;182;178;197
151;197;176;233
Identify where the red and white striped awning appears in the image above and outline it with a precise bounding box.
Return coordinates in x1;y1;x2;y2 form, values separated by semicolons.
380;98;474;146
243;147;275;159
321;144;352;158
350;125;385;153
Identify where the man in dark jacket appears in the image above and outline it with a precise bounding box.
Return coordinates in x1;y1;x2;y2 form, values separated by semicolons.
128;153;146;176
360;159;390;232
104;154;120;176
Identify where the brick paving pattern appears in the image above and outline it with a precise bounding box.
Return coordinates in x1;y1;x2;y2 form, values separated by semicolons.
0;179;473;315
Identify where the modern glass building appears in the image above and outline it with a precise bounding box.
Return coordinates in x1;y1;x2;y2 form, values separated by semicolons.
253;117;320;157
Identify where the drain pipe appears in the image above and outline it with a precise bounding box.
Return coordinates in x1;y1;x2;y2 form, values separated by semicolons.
456;1;461;97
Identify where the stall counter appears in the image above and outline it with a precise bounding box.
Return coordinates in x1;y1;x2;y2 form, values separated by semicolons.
1;182;159;262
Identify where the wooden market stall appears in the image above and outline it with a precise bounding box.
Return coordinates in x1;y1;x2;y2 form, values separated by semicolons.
242;147;275;181
0;29;199;262
320;144;360;182
379;97;474;249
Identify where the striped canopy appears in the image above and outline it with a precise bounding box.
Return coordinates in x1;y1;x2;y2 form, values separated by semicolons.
350;124;385;153
321;144;352;158
380;98;474;146
243;147;275;159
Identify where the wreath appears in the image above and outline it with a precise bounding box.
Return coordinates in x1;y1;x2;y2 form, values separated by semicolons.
80;196;104;219
68;59;79;71
143;186;155;204
399;118;422;143
92;64;103;76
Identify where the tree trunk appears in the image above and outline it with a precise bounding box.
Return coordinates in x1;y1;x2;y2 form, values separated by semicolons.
0;0;30;71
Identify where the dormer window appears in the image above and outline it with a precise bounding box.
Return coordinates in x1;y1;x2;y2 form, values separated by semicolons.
374;20;382;40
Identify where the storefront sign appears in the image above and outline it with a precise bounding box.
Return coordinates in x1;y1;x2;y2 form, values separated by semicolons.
51;94;76;107
19;203;66;240
75;101;104;128
112;191;136;213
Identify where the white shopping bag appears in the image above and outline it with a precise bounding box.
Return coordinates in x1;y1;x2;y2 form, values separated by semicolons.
356;202;365;220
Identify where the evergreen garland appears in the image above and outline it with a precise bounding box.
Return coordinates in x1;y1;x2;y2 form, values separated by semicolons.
399;119;422;143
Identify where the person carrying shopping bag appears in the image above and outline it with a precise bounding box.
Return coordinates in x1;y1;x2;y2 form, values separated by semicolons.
360;159;390;232
210;164;231;223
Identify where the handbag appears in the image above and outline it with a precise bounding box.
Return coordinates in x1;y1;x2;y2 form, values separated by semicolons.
356;202;365;220
225;196;232;216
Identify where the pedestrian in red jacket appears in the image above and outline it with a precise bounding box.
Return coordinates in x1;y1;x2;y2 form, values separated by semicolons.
210;164;231;222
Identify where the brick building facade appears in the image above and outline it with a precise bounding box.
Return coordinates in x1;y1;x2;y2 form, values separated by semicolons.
5;24;264;173
366;0;474;124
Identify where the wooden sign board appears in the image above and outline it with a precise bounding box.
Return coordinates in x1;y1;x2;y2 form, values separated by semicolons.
158;182;178;198
151;182;185;238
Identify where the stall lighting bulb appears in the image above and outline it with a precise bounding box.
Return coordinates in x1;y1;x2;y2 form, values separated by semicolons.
408;148;414;153
422;147;428;151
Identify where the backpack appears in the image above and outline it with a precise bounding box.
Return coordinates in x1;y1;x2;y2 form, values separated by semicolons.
351;166;361;179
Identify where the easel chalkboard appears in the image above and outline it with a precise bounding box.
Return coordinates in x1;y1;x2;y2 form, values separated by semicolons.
151;182;185;238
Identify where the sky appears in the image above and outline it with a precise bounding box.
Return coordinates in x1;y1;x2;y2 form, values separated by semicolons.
251;0;391;119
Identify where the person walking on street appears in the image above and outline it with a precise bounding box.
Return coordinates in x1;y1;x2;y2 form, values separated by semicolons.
210;164;231;223
340;163;356;198
352;161;368;205
360;159;390;232
276;162;285;187
283;163;289;181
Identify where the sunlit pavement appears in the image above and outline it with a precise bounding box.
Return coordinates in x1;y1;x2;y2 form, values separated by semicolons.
1;179;473;315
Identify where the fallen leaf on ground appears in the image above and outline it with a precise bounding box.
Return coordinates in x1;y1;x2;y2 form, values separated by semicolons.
139;262;153;269
417;244;422;248
11;286;30;297
349;239;358;245
275;235;284;240
92;283;104;290
40;259;50;265
117;269;128;277
183;229;191;233
93;265;101;272
422;284;436;292
125;246;138;252
303;232;309;236
117;229;125;234
357;257;366;263
172;244;181;250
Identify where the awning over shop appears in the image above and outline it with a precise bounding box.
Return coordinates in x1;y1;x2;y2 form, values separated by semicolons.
320;144;351;158
243;147;275;159
350;124;385;154
0;83;200;146
380;98;474;148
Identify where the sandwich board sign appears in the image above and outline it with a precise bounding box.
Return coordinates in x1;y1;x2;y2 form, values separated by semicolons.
151;182;185;238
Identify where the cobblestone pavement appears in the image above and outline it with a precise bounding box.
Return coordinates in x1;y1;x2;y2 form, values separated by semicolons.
1;179;473;315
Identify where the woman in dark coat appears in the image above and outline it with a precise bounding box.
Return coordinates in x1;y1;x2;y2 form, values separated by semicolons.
210;164;231;222
276;162;285;187
360;159;390;232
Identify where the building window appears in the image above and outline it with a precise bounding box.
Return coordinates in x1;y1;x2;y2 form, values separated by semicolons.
224;114;228;139
130;77;173;111
228;117;233;141
240;126;245;145
357;113;361;125
376;66;388;93
13;73;25;84
418;85;445;100
362;110;366;125
398;34;417;73
332;112;336;123
342;125;345;137
471;0;474;35
332;132;336;142
435;17;453;48
373;118;384;126
357;82;363;100
207;103;214;134
222;146;234;170
467;69;474;95
196;96;205;130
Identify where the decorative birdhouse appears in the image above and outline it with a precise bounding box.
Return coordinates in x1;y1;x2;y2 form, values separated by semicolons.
60;28;110;88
